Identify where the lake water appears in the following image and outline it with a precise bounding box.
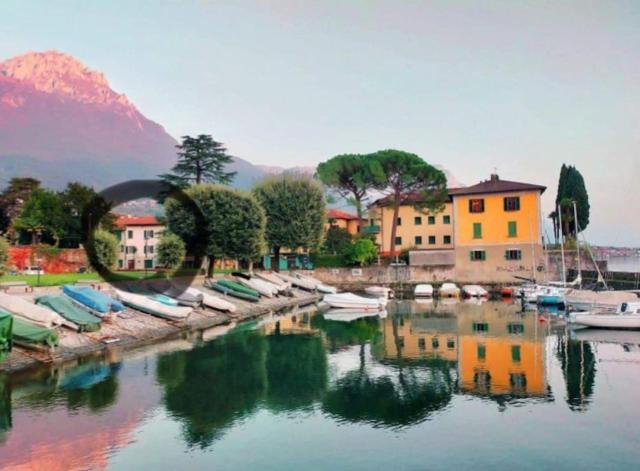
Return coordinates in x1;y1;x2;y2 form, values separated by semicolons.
1;300;640;470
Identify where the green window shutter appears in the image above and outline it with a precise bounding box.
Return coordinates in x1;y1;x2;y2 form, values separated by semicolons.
508;221;517;237
481;251;486;261
473;223;482;239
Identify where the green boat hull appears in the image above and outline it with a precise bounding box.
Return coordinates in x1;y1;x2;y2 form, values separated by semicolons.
11;315;59;348
36;295;101;333
205;280;260;302
216;279;260;298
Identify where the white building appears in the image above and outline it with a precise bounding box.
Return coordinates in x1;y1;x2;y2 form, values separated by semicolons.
115;215;164;270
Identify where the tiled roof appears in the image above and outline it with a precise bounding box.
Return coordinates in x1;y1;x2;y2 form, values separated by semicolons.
114;214;161;229
448;175;546;196
326;209;362;221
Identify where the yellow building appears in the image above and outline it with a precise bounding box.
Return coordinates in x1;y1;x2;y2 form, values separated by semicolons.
367;196;455;256
326;209;364;235
451;174;546;283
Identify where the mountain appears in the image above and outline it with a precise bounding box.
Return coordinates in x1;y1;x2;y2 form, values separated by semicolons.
0;51;266;190
256;165;316;176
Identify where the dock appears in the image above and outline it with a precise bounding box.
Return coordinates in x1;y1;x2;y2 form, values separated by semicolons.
0;280;321;374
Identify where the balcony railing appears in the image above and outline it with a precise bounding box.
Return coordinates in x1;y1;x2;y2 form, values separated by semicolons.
361;225;381;235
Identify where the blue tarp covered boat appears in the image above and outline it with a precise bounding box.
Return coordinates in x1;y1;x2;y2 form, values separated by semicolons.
63;285;124;315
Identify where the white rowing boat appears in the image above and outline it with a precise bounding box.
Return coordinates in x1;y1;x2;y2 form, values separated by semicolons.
439;283;460;298
114;289;192;321
0;292;73;329
275;272;316;291
254;272;291;291
462;285;489;298
324;309;387;322
365;286;394;299
236;277;276;298
415;284;434;298
323;292;384;310
186;287;237;312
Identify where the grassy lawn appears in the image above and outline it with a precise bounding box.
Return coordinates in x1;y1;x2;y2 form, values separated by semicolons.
0;270;208;287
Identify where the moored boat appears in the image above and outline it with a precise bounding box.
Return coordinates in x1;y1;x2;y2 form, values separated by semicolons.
114;289;192;321
462;285;489;298
323;309;387;322
415;284;434;298
236;277;276;298
254;272;291;291
537;286;565;306
204;280;260;302
323;292;383;310
572;302;640;330
35;295;102;333
565;289;638;312
0;309;12;356
316;283;337;294
217;279;261;298
150;282;203;307
62;284;124;315
275;272;316;291
11;316;59;348
438;283;460;298
365;286;394;299
0;292;70;329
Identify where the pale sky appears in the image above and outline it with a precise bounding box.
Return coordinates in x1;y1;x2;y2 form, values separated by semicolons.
1;1;639;246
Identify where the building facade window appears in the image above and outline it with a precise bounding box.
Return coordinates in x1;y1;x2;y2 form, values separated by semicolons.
414;216;422;225
447;339;455;349
395;236;402;245
415;236;422;245
443;215;451;224
144;230;155;239
473;322;489;332
428;215;436;225
469;199;485;213
504;196;521;211
432;337;440;349
507;323;525;334
505;249;522;261
477;343;486;360
473;222;482;239
511;345;522;363
397;217;402;226
470;250;486;261
508;221;518;238
418;338;426;350
428;235;436;245
144;245;154;254
444;235;452;244
127;230;133;239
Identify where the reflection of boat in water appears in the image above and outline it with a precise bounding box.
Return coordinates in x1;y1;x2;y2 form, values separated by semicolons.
59;363;118;390
324;309;387;322
571;328;640;345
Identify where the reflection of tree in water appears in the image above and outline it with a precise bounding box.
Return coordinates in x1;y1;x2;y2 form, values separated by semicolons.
265;333;327;412
156;330;268;448
322;314;454;428
0;374;11;443
556;337;596;411
311;315;381;353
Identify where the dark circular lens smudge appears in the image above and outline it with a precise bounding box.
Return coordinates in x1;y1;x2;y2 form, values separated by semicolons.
81;180;207;293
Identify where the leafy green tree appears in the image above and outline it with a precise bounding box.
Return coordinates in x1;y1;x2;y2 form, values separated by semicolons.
322;226;352;254
372;150;447;256
14;189;66;246
316;154;385;220
253;175;325;271
550;164;590;240
157;231;186;270
165;184;266;276
0;237;9;276
343;237;378;266
87;229;119;271
160;134;237;187
0;177;41;239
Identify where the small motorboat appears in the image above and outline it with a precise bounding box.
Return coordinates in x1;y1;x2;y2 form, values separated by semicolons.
151;294;180;306
185;287;237;312
572;302;640;330
150;282;203;307
565;289;638;312
365;286;394;299
114;289;192;321
438;283;460;298
62;284;124;315
414;284;434;298
537;286;565;306
323;292;384;310
462;285;489;298
501;287;515;297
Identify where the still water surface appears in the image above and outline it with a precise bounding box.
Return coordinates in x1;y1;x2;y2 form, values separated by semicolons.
1;301;639;470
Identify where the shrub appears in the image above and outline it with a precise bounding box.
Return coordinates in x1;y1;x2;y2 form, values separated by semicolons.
0;237;9;275
157;232;186;271
322;226;353;254
342;238;378;266
88;229;118;271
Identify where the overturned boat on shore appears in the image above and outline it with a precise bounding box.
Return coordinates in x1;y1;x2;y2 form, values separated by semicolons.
185;287;237;312
0;292;71;329
36;295;101;333
63;285;124;316
114;289;192;321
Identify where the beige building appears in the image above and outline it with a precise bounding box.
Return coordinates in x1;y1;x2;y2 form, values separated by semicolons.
114;215;164;270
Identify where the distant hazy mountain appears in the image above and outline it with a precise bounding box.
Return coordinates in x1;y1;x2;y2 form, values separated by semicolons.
256;165;316;176
0;50;266;190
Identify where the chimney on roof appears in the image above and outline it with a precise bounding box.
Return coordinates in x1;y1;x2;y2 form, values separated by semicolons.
490;173;499;182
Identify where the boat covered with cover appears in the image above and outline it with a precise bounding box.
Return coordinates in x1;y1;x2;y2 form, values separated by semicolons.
36;295;102;333
11;315;59;348
0;292;69;329
63;285;124;315
114;289;192;321
204;279;260;302
216;279;260;298
0;309;12;359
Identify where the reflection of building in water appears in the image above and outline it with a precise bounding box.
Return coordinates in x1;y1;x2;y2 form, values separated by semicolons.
262;310;317;336
377;301;549;400
457;302;547;398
